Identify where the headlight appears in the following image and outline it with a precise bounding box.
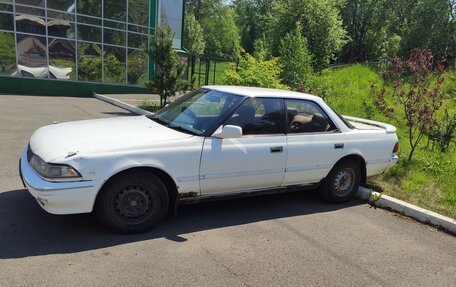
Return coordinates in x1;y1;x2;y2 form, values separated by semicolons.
29;153;81;181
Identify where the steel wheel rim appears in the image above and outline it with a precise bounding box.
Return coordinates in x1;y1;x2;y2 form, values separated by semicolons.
112;185;154;223
333;168;355;197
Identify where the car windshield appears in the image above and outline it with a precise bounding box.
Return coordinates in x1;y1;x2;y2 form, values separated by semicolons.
148;89;243;135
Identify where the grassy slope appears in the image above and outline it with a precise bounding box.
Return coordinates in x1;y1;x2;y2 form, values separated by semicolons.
309;65;456;219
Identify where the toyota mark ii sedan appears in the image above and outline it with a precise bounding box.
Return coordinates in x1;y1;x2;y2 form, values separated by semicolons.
20;86;399;233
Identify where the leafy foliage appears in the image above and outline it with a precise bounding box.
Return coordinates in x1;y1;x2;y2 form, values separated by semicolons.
273;0;348;71
138;100;161;113
233;0;278;54
278;25;313;89
183;12;205;57
103;54;126;83
189;0;241;58
426;108;456;152
339;0;399;61
223;53;288;89
372;49;446;161
146;25;189;107
127;50;148;85
400;0;455;62
253;36;273;60
232;0;455;65
0;32;15;72
77;44;103;82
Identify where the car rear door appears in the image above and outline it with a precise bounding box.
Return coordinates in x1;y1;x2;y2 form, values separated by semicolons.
200;98;288;194
282;99;347;185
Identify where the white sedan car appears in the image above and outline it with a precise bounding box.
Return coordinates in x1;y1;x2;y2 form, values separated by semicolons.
20;86;398;233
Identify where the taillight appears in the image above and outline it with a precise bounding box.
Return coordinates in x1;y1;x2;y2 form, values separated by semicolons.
393;142;399;153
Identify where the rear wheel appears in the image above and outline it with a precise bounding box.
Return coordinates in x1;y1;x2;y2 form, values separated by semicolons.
96;170;169;233
320;159;361;203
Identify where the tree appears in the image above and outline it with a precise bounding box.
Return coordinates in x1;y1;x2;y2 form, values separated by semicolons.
193;0;241;58
224;53;288;89
339;0;397;61
399;0;455;61
274;0;348;71
146;25;188;108
184;12;205;58
253;36;273;60
233;0;280;54
278;25;313;89
372;49;446;161
184;12;205;80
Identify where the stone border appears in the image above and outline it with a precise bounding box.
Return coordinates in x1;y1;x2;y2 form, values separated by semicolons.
94;93;153;116
356;186;456;235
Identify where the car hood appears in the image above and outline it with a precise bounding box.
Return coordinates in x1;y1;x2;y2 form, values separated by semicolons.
29;116;192;162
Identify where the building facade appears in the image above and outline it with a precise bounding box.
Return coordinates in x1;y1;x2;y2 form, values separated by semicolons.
0;0;184;96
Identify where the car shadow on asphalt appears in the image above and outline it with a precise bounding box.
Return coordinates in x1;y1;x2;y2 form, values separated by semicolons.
0;188;363;259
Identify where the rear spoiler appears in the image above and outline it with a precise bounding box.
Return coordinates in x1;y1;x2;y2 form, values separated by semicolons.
343;116;397;134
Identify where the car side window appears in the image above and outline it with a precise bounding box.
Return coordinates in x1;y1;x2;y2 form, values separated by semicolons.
285;99;337;133
225;98;285;135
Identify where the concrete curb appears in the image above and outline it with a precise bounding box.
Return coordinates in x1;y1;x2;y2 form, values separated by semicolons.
356;186;456;234
94;93;153;115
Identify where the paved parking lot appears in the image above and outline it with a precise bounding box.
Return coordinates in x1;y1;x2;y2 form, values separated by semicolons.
0;94;455;286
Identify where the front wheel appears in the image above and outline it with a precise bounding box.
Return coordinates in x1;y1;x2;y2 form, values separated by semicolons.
96;170;169;233
319;159;361;203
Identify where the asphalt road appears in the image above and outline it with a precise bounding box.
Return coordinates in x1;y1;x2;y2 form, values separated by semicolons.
0;95;455;286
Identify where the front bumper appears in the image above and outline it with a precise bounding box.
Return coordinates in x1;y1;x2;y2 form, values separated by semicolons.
19;148;98;215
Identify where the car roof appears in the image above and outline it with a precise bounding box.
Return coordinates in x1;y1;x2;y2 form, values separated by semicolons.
202;85;322;101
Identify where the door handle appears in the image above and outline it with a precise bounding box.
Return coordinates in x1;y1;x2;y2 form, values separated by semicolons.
270;146;283;153
334;143;344;149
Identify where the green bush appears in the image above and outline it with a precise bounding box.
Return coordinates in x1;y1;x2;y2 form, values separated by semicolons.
426;108;456;152
223;53;288;89
138;100;161;113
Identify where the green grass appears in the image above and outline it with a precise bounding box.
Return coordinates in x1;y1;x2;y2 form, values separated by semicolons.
309;65;456;219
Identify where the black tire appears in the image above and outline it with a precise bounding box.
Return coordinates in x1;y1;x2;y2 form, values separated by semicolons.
96;170;169;233
319;159;361;203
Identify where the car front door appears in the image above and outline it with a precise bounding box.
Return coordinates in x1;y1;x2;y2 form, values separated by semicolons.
200;98;287;194
282;99;347;185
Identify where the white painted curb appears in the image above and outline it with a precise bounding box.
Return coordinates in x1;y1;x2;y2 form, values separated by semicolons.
94;93;153;115
356;186;456;234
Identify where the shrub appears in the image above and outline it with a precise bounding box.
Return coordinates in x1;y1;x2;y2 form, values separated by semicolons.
138;100;161;113
426;108;456;152
372;49;446;161
223;53;288;89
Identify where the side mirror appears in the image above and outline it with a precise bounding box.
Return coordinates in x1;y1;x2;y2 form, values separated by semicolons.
213;125;243;139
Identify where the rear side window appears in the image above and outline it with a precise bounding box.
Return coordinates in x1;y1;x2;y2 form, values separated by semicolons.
285;99;338;133
327;104;356;129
